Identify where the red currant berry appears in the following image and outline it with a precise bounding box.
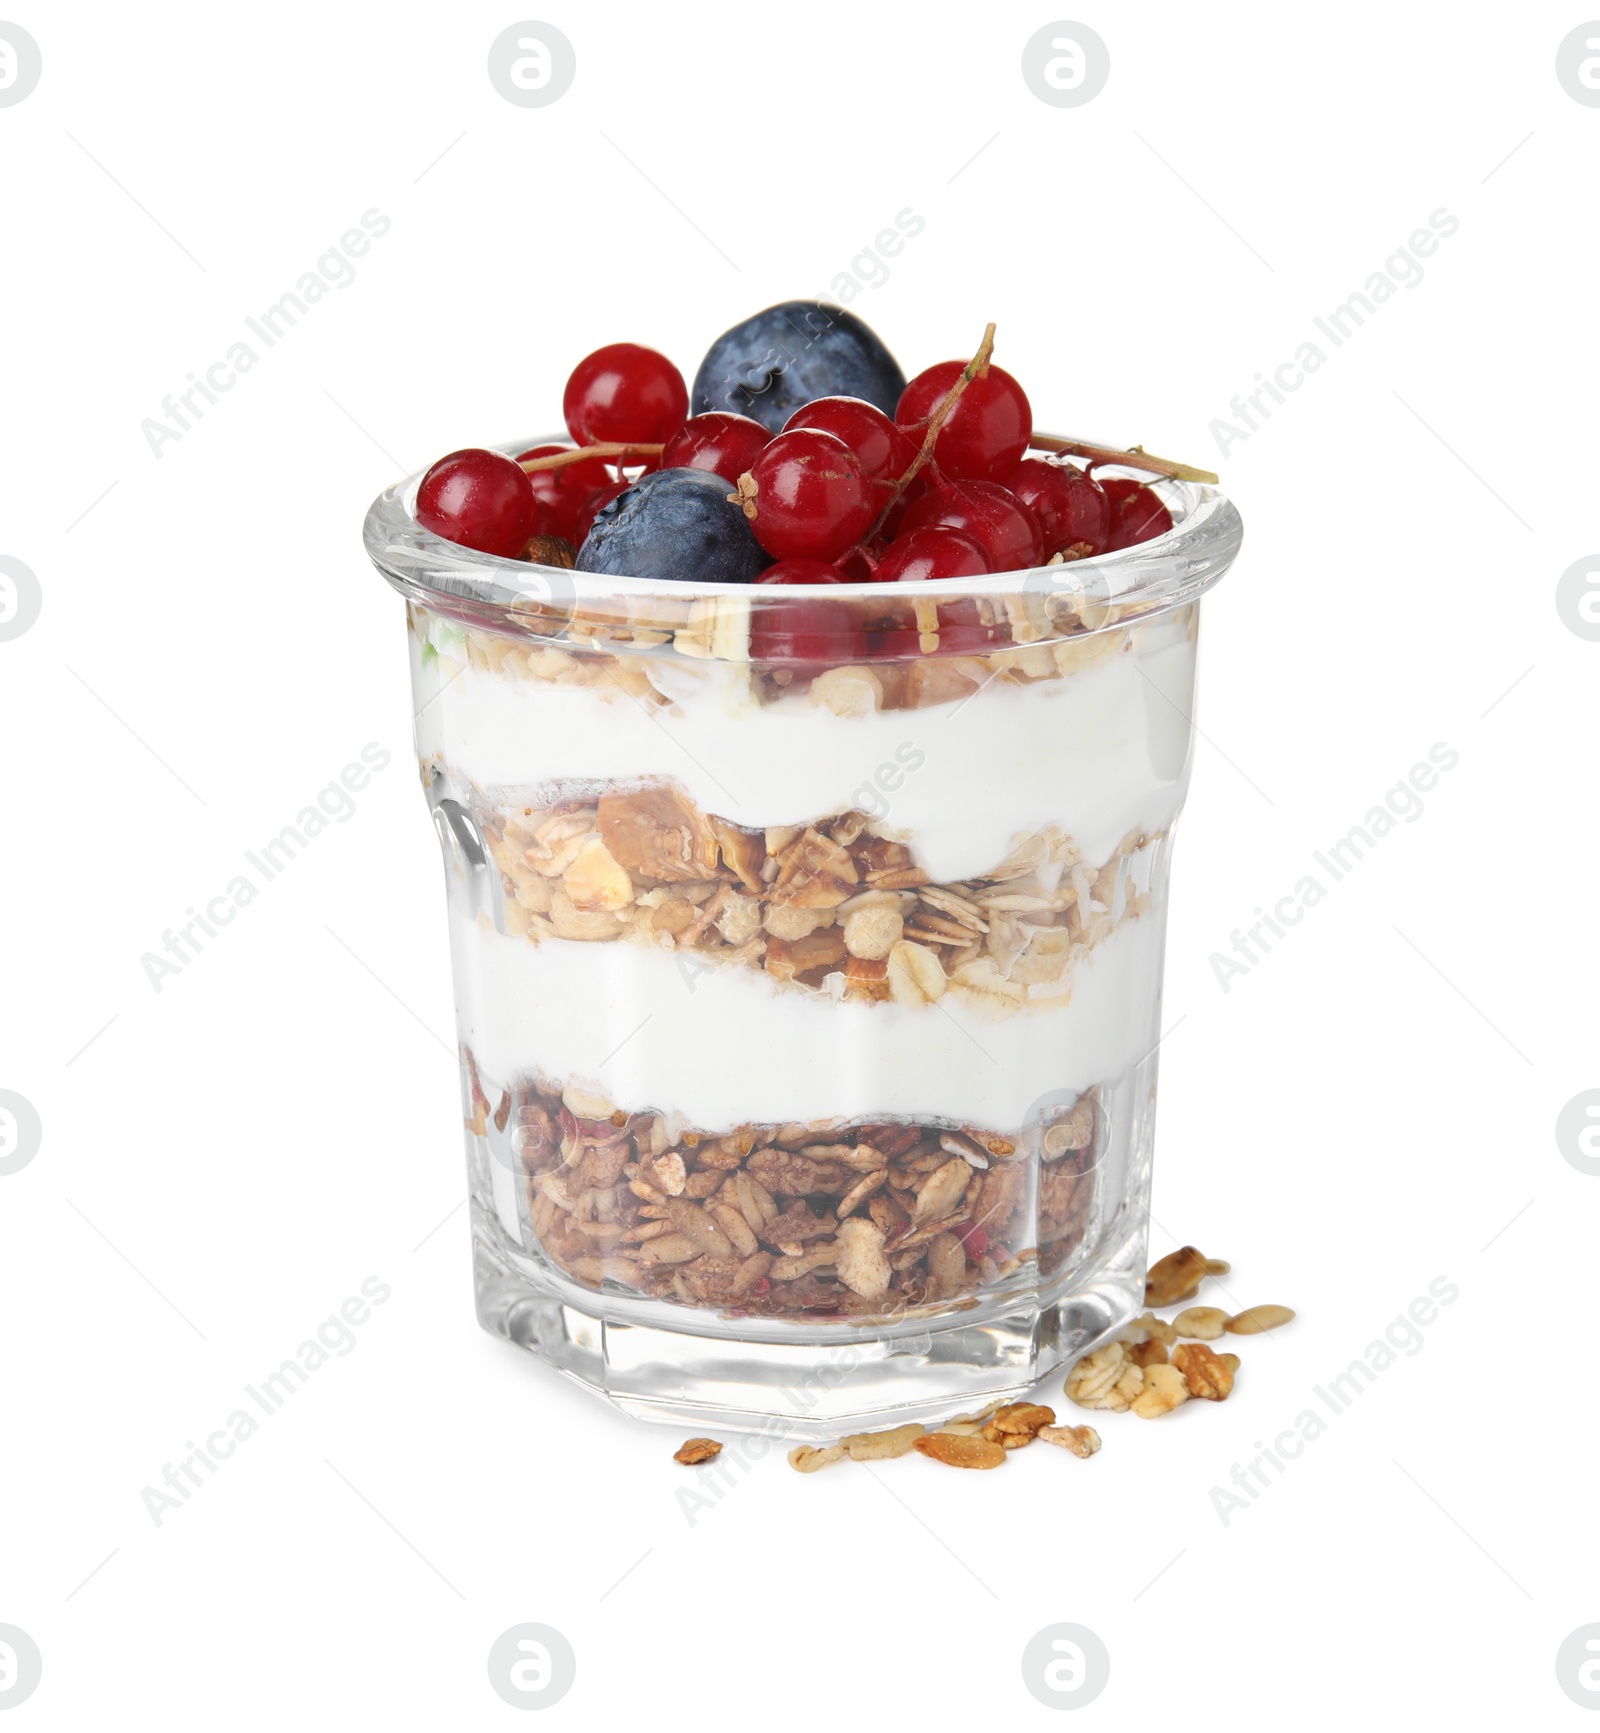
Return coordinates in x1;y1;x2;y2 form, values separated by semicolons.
417;448;539;558
895;361;1032;481
781;396;917;484
563;342;688;447
874;527;989;584
1101;478;1174;550
660;412;771;484
1056;465;1111;554
516;444;618;543
749;595;869;667
901;480;1044;572
1002;457;1110;557
753;558;848;585
744;428;876;561
571;479;629;548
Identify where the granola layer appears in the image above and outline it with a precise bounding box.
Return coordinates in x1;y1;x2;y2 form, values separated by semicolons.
468;1050;1102;1321
471;778;1158;1016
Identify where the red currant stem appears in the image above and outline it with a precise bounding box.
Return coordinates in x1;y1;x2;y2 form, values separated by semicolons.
517;443;664;473
1029;434;1219;485
866;322;997;541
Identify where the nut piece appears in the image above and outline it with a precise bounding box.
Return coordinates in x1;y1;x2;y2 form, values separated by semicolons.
1171;1342;1234;1401
787;1444;846;1473
833;1217;891;1300
1064;1342;1146;1412
843;902;904;961
1171;1306;1229;1341
1226;1305;1295;1335
913;1432;1008;1469
1219;1352;1241;1373
1127;1339;1168;1368
673;1437;724;1465
1145;1246;1216;1307
841;1423;925;1461
1131;1362;1191;1418
1038;1423;1101;1458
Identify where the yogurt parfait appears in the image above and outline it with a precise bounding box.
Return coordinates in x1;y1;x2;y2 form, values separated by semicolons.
364;301;1242;1435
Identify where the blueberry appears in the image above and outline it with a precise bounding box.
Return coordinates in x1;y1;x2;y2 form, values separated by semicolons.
692;300;906;432
575;467;773;584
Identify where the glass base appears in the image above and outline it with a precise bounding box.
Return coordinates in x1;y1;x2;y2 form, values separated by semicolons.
472;1195;1145;1439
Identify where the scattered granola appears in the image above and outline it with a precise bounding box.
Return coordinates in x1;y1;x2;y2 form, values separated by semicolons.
784;1402;1096;1475
774;1251;1289;1475
673;1437;724;1465
1059;1252;1298;1431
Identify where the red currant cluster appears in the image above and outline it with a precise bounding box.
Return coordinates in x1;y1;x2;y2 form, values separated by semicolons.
413;322;1191;585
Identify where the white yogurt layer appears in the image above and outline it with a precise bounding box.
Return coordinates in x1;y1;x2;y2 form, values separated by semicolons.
413;614;1198;884
450;912;1167;1130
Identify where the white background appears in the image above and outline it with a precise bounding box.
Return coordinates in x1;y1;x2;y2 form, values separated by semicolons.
3;1;1596;1724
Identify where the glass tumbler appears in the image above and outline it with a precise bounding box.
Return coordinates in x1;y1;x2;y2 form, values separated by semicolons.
364;447;1241;1437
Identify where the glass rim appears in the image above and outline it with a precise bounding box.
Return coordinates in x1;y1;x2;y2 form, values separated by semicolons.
363;433;1243;626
